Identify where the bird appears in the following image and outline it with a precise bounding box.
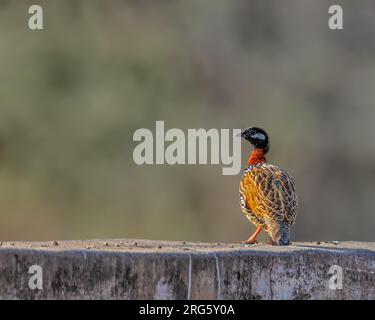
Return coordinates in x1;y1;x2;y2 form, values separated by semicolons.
238;127;298;245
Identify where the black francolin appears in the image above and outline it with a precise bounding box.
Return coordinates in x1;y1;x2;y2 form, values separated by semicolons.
239;127;298;245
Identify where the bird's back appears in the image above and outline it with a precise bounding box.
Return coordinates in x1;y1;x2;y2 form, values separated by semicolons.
239;163;298;228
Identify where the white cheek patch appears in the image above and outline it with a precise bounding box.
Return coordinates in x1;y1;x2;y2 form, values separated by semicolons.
252;133;266;140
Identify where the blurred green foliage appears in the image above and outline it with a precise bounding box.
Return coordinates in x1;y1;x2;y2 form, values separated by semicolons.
0;0;375;242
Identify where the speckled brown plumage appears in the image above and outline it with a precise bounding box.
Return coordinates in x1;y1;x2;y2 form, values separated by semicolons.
240;163;298;243
238;127;298;245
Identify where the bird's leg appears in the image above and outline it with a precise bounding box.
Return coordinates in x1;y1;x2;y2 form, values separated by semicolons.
267;237;276;245
242;226;262;244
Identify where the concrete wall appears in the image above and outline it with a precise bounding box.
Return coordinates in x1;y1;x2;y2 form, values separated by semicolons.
0;239;374;299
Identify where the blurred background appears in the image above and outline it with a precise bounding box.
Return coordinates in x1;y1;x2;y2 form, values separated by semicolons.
0;0;374;242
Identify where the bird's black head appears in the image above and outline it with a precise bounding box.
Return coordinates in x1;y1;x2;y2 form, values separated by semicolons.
240;127;270;153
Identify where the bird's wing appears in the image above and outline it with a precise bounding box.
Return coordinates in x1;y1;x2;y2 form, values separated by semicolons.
239;185;266;226
240;164;298;225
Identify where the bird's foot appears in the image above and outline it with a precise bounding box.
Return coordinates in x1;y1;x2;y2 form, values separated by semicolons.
238;239;258;246
267;238;291;246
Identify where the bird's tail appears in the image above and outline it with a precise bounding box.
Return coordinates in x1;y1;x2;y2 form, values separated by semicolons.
268;221;291;246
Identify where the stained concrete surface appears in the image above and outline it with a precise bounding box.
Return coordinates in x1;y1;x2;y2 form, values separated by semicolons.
0;239;374;299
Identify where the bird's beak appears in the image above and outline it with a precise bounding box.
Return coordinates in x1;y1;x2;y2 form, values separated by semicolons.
234;131;243;138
